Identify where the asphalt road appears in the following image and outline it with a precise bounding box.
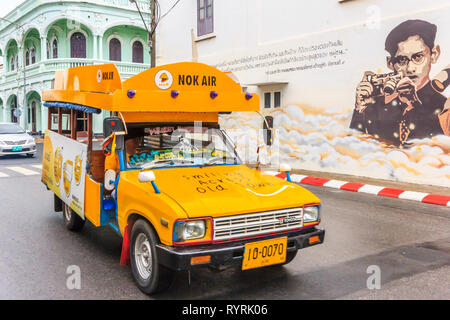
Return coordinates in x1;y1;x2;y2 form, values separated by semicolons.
0;146;449;299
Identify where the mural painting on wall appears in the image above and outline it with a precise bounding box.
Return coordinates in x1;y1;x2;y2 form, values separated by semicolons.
350;19;449;146
215;17;449;188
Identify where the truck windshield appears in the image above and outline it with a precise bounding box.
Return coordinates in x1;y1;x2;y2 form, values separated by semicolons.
126;125;241;169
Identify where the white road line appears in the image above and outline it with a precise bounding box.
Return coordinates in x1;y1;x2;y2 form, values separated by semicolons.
357;184;385;195
398;191;428;202
31;164;42;170
290;174;307;183
323;179;347;189
0;171;9;178
6;166;40;176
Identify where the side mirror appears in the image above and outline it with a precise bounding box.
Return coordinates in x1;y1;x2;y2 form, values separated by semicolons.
138;171;160;194
104;169;116;191
138;171;156;183
279;163;291;173
279;163;292;182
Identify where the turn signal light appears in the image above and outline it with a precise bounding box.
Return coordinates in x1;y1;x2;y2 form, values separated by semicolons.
190;255;211;265
309;235;320;244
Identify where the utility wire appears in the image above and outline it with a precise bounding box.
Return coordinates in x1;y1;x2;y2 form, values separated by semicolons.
160;0;182;21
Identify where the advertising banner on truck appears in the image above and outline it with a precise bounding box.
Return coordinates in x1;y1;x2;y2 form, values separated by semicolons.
41;130;87;218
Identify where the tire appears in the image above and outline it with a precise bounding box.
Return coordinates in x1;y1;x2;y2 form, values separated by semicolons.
270;250;298;268
26;153;34;158
62;202;85;231
282;250;298;265
130;219;174;295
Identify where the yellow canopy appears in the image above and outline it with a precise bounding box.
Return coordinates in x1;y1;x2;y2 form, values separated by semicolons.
42;62;259;113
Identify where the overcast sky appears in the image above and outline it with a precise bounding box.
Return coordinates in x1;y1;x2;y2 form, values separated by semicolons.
1;0;26;18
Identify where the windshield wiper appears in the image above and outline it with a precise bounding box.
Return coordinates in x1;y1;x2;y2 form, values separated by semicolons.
140;158;195;170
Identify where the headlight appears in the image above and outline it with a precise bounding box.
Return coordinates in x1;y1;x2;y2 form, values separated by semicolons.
0;141;5;145
26;138;35;144
174;220;206;242
303;205;320;223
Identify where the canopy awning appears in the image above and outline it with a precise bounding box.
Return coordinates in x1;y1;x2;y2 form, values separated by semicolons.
43;101;102;114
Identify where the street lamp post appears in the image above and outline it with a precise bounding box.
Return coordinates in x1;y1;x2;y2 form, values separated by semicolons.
0;17;27;131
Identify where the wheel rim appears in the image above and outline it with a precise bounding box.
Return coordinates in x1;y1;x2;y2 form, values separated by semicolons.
134;233;152;280
63;204;71;221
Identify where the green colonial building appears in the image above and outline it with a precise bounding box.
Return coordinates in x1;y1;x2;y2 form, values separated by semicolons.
0;0;151;134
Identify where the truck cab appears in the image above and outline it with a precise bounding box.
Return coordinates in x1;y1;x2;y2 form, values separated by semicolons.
41;62;325;295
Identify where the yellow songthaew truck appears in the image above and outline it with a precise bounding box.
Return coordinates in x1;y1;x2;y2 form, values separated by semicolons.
41;62;325;294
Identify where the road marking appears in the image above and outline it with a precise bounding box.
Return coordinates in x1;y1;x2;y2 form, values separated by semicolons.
0;171;9;178
6;166;40;176
31;164;42;170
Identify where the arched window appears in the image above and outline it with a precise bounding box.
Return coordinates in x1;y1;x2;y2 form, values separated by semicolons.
10;56;15;71
31;47;36;64
132;41;143;63
46;41;50;59
70;32;86;58
52;39;58;59
25;50;30;66
16;56;18;69
109;38;121;61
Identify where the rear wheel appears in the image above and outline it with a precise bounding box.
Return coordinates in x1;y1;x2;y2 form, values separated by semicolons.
130;219;174;295
62;202;85;231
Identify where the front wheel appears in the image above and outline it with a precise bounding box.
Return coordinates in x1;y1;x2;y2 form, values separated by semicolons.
26;153;34;158
62;202;85;231
130;219;174;295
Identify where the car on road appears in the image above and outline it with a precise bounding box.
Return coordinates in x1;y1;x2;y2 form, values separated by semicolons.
0;122;37;158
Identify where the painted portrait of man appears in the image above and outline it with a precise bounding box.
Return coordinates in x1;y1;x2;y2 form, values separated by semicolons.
349;19;449;146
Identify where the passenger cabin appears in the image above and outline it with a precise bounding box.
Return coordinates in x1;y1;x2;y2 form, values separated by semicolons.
42;62;260;193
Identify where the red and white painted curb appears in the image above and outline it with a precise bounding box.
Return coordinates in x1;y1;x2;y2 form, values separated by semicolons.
263;171;450;207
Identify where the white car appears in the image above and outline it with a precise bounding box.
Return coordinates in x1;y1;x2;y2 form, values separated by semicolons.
0;122;37;157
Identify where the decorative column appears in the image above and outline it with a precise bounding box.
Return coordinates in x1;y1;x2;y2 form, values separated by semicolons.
40;35;47;61
93;35;98;61
98;35;103;61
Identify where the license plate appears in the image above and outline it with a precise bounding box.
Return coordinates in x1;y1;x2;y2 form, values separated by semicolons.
12;146;22;152
242;237;287;270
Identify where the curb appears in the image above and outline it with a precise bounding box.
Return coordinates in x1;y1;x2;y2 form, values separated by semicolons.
264;171;450;207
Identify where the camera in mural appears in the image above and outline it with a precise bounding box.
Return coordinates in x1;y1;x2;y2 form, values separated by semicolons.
368;72;403;96
350;19;449;147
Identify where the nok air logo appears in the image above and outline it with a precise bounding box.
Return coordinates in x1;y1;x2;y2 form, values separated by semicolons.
97;69;102;83
155;70;173;90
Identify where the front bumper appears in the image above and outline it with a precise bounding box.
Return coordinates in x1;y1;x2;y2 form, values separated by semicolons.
0;144;36;155
156;227;325;271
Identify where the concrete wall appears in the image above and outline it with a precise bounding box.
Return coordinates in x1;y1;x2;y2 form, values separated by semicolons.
156;0;450;187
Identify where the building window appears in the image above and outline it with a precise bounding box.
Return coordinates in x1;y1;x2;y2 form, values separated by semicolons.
52;39;58;59
264;92;271;108
274;91;281;108
10;56;15;71
109;38;121;62
25;50;30;66
71;32;86;58
197;0;214;36
46;41;50;59
15;56;18;70
31;47;36;64
264;91;282;109
132;41;143;63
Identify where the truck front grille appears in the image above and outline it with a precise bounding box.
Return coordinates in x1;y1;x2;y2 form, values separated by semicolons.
213;207;303;241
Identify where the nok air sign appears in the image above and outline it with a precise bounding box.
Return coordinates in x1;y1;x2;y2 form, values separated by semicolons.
42;130;87;218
